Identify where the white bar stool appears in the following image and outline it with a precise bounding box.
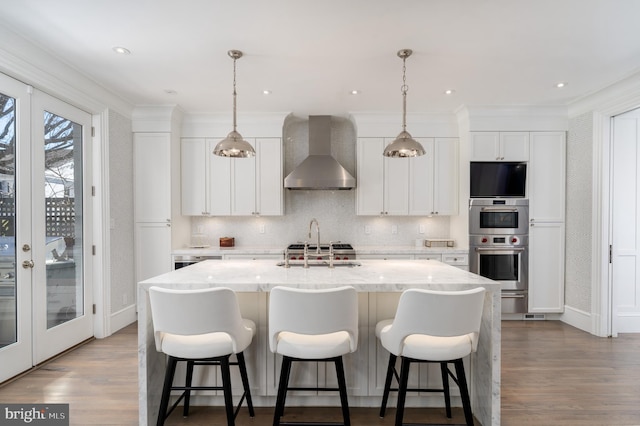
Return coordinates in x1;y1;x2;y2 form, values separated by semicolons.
149;286;256;426
268;286;359;426
376;287;486;426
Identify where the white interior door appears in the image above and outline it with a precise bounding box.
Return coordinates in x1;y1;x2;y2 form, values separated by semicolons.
611;108;640;334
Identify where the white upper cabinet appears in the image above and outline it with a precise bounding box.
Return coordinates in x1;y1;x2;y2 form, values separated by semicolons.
528;132;566;222
356;138;385;215
181;137;283;216
181;138;210;216
134;133;171;223
384;139;411;215
357;137;458;216
470;132;529;161
232;138;283;216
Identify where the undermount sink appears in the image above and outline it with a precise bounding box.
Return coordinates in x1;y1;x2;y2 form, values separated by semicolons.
276;260;361;268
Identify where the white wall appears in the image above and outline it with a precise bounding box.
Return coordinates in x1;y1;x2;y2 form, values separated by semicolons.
565;112;593;313
108;110;135;314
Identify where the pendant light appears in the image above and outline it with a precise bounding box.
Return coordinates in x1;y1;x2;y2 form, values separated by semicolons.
383;49;426;158
213;50;256;158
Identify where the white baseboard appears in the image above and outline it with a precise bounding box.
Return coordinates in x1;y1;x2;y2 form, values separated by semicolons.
560;305;592;333
109;304;137;335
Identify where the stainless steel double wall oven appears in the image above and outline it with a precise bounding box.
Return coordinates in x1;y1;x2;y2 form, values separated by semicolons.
469;199;529;313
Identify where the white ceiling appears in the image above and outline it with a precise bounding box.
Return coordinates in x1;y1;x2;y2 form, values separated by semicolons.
2;0;640;117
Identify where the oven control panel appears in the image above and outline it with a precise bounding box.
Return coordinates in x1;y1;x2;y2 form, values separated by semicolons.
469;235;528;246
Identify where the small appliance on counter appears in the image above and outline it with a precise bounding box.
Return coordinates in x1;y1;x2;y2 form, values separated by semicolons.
219;237;235;247
189;234;209;248
424;239;455;248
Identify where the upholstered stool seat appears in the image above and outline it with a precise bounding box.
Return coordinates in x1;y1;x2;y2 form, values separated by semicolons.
149;286;256;426
376;287;486;426
269;286;358;426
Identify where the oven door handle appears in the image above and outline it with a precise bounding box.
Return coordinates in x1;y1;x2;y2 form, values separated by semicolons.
480;207;519;212
474;247;526;252
502;292;526;299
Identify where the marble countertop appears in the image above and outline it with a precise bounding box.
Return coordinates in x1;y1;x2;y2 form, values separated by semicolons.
139;258;496;292
171;245;469;257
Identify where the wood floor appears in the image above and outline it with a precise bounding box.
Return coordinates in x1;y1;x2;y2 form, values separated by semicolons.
1;320;639;425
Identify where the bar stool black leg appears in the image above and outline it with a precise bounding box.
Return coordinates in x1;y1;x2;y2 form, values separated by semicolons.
334;357;351;426
379;354;397;417
157;356;177;426
220;356;234;426
394;357;411;426
183;360;194;417
454;359;474;426
440;362;452;418
236;352;255;417
273;356;292;426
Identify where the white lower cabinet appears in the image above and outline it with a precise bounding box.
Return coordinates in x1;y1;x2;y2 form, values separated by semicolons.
415;253;468;270
528;222;565;313
135;223;172;283
222;254;283;260
358;254;413;260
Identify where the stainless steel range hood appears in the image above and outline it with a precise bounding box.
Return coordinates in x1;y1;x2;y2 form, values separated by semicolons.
284;116;356;190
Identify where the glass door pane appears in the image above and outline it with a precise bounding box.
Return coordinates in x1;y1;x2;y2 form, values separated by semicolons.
0;72;32;383
0;93;17;347
43;111;83;329
32;89;92;364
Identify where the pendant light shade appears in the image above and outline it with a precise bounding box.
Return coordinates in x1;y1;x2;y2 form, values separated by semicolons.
213;50;255;158
383;49;426;158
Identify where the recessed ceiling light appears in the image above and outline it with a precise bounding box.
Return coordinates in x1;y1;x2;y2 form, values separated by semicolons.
350;90;360;95
444;89;456;95
263;90;272;95
556;82;567;88
112;46;131;55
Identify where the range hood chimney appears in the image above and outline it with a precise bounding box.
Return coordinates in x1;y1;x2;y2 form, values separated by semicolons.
284;116;356;190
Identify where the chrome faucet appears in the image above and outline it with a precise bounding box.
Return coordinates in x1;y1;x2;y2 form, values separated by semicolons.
309;218;320;254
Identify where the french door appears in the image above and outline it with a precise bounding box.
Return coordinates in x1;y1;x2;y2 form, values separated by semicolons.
0;73;93;382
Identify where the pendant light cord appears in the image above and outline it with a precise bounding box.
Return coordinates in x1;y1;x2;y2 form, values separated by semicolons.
232;56;238;132
401;55;408;132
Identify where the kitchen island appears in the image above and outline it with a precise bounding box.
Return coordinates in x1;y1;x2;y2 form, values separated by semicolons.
138;259;500;425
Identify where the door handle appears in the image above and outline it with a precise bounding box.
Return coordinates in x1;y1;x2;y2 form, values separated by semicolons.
474;247;525;252
22;260;35;269
22;244;31;252
502;293;526;299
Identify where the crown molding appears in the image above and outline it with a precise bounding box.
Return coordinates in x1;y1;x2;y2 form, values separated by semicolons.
456;105;568;131
181;111;291;138
568;70;640;117
0;27;133;117
348;111;459;137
